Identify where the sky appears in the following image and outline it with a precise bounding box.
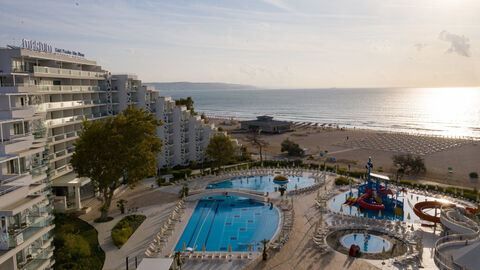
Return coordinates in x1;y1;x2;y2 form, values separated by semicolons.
1;0;479;88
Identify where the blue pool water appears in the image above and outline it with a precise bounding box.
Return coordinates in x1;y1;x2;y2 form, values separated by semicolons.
329;188;454;223
341;233;390;253
207;175;315;192
174;197;279;252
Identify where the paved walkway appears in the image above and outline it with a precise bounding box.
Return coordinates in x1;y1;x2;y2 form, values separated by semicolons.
80;181;181;270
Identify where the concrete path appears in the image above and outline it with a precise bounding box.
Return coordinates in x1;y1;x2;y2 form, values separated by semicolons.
80;181;181;270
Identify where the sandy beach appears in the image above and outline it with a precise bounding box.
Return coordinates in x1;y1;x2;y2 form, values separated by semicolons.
211;118;480;189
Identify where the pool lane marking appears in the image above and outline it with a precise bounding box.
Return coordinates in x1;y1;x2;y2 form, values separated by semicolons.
192;199;216;250
186;201;209;248
204;202;220;248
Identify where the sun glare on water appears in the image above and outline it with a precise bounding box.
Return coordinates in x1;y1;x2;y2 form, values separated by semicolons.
416;87;480;138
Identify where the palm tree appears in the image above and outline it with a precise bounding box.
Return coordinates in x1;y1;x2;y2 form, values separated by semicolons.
174;251;183;269
261;239;269;260
116;199;128;214
278;185;287;196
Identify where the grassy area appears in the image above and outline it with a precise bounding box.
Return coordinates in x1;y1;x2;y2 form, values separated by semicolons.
335;176;350;185
111;214;146;248
53;213;105;270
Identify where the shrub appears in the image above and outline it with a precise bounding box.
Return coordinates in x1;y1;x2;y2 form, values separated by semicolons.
64;234;91;258
280;138;304;157
273;175;288;182
54;213;105;270
335;176;349;186
111;215;146;248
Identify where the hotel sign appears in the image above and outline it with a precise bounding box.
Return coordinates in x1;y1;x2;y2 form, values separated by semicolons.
21;38;85;58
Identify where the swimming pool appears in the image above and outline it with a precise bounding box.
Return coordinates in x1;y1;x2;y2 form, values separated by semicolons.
329;188;454;222
174;197;279;252
175;175;315;252
207;175;316;192
341;233;391;253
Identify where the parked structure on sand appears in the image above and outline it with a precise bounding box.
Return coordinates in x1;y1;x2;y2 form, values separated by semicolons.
241;116;292;134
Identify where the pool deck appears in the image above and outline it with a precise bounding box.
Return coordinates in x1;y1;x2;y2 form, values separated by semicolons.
83;169;478;270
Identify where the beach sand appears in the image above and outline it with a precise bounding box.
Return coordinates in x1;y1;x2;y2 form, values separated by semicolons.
211;118;480;188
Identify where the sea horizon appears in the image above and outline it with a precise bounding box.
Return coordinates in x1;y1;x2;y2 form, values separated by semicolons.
157;87;480;139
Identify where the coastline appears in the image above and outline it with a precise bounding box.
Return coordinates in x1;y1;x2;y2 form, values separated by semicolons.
208;117;480;188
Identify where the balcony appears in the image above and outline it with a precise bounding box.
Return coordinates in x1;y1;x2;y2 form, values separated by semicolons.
8;215;54;249
33;66;105;79
35;100;108;112
45;112;110;127
36;85;103;92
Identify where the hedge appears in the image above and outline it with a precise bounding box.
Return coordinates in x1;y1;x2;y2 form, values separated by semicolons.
54;213;105;270
335;176;350;186
111;215;146;248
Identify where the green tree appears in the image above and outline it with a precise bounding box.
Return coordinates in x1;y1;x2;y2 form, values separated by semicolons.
278;185;287;196
174;251;184;270
281;138;304;157
175;97;196;115
245;128;269;163
205;134;236;171
392;154;426;175
71;106;162;221
116;199;128;214
179;184;189;198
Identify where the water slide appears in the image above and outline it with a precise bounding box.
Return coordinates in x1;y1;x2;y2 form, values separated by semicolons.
357;189;385;211
413;201;455;223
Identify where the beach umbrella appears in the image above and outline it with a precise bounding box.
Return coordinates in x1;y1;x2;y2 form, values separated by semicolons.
378;210;382;218
382;246;385;253
248;244;252;252
182;242;186;251
407;213;411;220
340;205;343;213
228;244;232;253
202;244;206;252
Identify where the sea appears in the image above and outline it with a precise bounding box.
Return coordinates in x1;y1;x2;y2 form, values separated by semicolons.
157;87;480;139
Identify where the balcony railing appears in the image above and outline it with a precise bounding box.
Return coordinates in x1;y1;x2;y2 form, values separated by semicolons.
36;85;103;92
45;112;109;127
34;66;105;78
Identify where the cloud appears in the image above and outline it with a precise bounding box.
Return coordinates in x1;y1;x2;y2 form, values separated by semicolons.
261;0;294;13
414;43;426;51
438;30;471;57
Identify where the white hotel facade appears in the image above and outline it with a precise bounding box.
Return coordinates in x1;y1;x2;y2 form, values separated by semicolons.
0;41;213;269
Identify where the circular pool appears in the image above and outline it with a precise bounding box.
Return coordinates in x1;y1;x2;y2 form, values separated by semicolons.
341;233;391;253
208;175;315;193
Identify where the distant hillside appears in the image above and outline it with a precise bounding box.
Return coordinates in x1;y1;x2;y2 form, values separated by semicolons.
144;82;256;91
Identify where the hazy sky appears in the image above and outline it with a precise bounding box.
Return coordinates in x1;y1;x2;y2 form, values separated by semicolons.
1;0;479;88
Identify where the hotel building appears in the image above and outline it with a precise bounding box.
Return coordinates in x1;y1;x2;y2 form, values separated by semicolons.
0;41;213;269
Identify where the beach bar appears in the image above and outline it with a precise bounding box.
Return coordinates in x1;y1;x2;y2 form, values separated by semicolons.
241;116;292;133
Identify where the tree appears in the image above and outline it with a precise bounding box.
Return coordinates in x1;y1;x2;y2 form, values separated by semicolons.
245;128;269;163
174;251;183;270
116;199;128;214
71;106;162;221
238;145;251;162
205;134;236;171
278;185;287;196
261;239;269;260
179;184;189;199
281;138;304;157
392;154;426;176
175;97;196;115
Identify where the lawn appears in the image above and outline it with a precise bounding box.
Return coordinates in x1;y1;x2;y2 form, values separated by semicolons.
53;213;105;270
111;214;146;248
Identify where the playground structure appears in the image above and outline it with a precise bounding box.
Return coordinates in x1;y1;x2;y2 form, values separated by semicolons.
344;157;404;216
